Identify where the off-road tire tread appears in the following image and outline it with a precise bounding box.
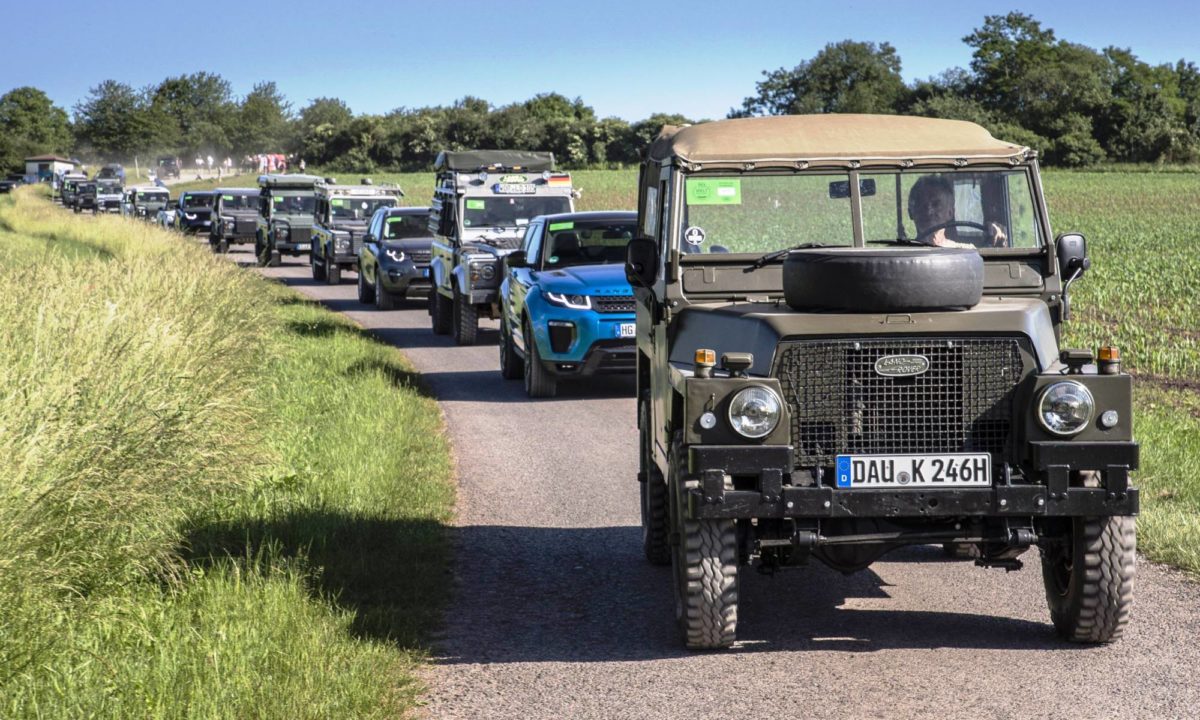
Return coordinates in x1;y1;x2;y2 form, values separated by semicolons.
327;262;342;285
357;268;375;304
678;495;738;649
312;252;326;281
375;281;396;310
641;467;670;565
430;292;452;335
452;288;478;345
1043;515;1135;643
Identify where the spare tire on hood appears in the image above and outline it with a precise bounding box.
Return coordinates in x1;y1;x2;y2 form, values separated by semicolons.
783;247;983;312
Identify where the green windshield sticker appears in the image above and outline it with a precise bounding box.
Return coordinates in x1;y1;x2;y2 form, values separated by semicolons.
466;199;486;210
387;217;404;224
686;178;742;205
222;195;234;201
273;196;284;204
331;198;344;207
548;221;574;232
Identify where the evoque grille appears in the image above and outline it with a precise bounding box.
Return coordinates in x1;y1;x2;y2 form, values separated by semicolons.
594;295;635;314
774;337;1025;479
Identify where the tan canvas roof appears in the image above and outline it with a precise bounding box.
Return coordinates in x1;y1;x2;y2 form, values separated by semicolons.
647;115;1030;168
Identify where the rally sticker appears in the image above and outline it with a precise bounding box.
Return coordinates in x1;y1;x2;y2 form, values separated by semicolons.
466;199;486;210
331;199;344;206
548;221;574;232
686;178;742;205
684;226;707;246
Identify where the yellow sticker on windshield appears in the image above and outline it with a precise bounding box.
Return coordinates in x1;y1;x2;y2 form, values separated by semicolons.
686;178;742;205
466;199;486;210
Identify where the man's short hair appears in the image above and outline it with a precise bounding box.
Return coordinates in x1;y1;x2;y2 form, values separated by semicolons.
907;175;955;219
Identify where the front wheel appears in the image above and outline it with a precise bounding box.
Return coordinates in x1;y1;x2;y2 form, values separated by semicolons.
452;287;478;346
357;264;375;304
1041;515;1135;643
523;319;557;398
640;402;670;566
498;315;523;380
327;261;342;285
670;444;738;650
430;291;452;335
312;248;326;280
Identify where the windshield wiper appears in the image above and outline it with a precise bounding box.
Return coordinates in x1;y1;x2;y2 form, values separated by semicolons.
867;238;932;247
745;243;829;271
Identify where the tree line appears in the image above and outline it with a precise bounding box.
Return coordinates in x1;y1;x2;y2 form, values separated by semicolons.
2;12;1197;173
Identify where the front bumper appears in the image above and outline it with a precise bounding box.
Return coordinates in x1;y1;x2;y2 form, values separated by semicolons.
276;241;311;255
685;442;1139;520
180;219;212;233
380;262;432;296
530;305;636;370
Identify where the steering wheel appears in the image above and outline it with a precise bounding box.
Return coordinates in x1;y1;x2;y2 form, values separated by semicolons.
914;220;988;243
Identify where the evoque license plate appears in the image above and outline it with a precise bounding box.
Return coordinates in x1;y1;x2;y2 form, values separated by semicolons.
617;323;636;338
835;453;991;489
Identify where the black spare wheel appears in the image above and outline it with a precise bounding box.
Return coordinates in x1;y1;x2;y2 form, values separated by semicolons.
783;247;984;312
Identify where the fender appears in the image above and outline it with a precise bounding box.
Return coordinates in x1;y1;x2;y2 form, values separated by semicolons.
429;255;453;296
451;264;471;296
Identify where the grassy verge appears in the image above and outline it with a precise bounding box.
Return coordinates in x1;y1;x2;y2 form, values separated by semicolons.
0;189;453;718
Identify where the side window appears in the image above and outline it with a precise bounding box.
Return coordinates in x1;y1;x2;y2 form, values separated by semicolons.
526;222;544;264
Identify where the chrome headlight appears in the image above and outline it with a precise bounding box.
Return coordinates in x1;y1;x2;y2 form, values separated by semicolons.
1037;381;1095;436
276;227;289;240
727;385;782;439
544;292;591;309
384;248;406;263
478;263;495;280
334;238;351;252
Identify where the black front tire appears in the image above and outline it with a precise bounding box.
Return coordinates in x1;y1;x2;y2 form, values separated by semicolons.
327;262;342;285
312;249;326;280
268;250;282;267
430;291;452;335
357;265;375;304
375;277;396;311
217;239;229;254
498;315;523;380
452;287;478;346
640;403;670;566
522;319;557;398
1041;515;1135;643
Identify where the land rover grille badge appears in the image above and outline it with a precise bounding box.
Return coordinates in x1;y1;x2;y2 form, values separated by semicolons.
874;354;931;377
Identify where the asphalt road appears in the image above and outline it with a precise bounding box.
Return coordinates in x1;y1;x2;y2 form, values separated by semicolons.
227;246;1200;720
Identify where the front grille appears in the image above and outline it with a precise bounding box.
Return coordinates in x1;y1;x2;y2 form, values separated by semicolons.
409;249;432;266
594;295;635;313
774;338;1024;479
236;218;256;234
288;227;312;244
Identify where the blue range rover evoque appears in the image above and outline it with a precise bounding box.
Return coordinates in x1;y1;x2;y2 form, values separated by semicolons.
499;211;638;398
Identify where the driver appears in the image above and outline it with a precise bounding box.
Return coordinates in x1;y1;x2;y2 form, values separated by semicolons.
908;175;1007;248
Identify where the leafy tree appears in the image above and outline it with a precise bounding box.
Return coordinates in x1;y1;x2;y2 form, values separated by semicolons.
0;87;73;171
73;80;155;159
732;40;908;117
232;81;292;155
293;97;355;164
149;72;236;155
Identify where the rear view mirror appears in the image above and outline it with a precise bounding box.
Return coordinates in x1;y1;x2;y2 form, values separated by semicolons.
626;238;658;288
1056;232;1090;322
506;250;527;269
828;178;876;199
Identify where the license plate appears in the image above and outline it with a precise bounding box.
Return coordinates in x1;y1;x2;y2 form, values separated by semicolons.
835;453;991;489
295;243;310;251
617;323;636;338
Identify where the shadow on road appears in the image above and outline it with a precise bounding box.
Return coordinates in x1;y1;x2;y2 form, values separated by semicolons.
433;526;1074;665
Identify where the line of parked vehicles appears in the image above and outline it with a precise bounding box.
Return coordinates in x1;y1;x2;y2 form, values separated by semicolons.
46;117;1140;652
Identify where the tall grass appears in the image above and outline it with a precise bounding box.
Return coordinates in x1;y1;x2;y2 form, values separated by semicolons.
0;189;453;717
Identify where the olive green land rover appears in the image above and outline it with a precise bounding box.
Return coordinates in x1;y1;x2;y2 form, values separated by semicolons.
627;115;1138;650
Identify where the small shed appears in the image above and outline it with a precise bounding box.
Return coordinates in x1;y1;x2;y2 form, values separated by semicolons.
24;155;77;182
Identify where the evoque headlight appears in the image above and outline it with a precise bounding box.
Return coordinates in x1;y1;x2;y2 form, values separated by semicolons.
384;248;406;263
727;386;782;439
1037;381;1095;436
545;292;591;309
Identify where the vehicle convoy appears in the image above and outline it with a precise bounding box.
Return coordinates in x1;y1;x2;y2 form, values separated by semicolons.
170;191;215;234
74;181;97;213
122;186;171;220
357;206;434;309
500;211;639;397
93;178;124;213
255;174;320;267
311;179;402;284
59;173;88;206
209;187;260;253
427;150;576;344
157;156;181;180
628;115;1139;650
96;163;125;182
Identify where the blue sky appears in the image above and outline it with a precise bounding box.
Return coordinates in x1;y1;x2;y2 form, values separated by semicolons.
3;0;1197;121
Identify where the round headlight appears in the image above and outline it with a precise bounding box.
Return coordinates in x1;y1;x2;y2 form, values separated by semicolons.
1037;381;1095;436
727;386;782;439
479;264;496;280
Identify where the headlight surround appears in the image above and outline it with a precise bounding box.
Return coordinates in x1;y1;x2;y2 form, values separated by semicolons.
334;237;351;253
384;248;406;263
727;385;783;439
1037;381;1095;436
545;291;591;310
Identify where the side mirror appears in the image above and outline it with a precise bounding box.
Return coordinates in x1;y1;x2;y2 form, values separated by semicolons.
363;233;375;243
1056;232;1090;322
626;238;658;288
506;250;527;269
1056;232;1090;280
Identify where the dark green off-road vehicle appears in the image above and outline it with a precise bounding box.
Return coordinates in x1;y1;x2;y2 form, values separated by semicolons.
628;115;1139;650
254;174;321;267
310;179;402;284
427;150;575;344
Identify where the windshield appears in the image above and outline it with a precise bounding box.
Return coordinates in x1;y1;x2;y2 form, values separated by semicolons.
273;194;316;215
383;213;431;240
219;194;257;211
542;220;636;268
97;182;121;194
331;197;395;221
680;170;1043;255
140;192;168;203
182;194;214;208
463;196;571;229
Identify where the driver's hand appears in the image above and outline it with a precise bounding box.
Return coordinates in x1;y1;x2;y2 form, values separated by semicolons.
986;222;1009;247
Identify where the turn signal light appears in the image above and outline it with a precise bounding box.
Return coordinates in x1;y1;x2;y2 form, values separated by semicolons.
695;348;716;378
1098;345;1121;375
1098;346;1120;362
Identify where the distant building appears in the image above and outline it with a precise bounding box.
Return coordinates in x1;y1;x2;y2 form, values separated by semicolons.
24;155;78;182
